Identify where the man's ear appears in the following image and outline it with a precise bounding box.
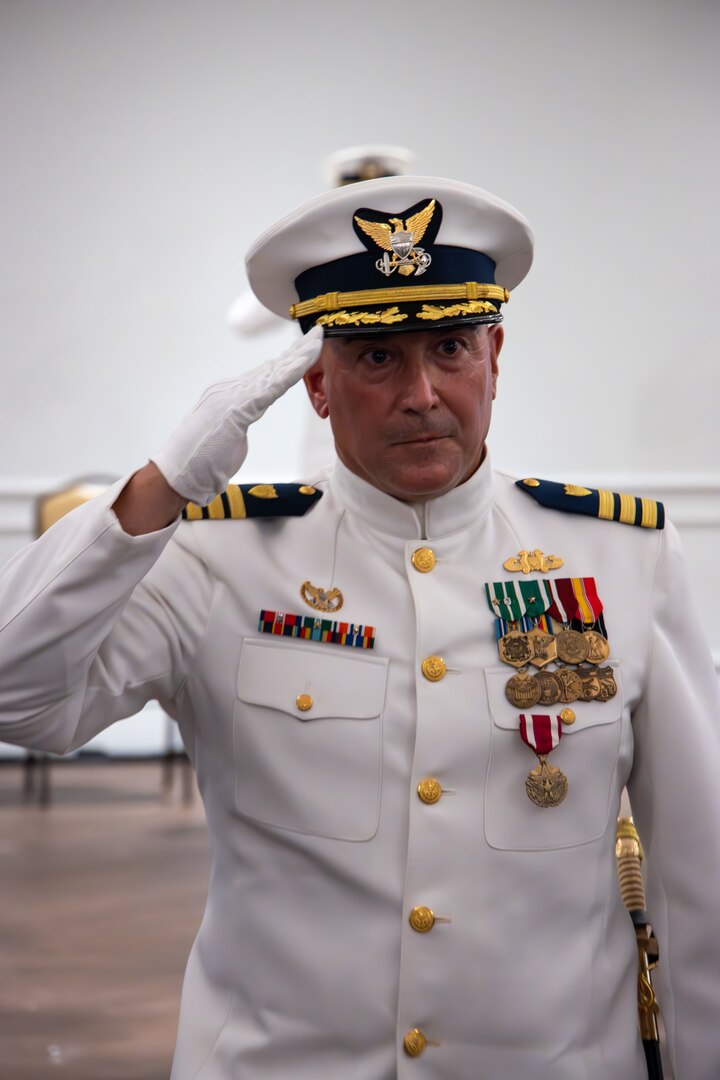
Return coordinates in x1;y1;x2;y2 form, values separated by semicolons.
303;360;329;419
488;323;504;399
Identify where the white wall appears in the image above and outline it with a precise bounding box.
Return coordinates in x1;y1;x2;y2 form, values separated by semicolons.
1;0;718;753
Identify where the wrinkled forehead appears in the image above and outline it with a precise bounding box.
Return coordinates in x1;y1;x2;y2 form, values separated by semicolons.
246;176;533;338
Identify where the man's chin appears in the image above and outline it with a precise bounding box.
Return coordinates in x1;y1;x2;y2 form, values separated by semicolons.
379;463;464;502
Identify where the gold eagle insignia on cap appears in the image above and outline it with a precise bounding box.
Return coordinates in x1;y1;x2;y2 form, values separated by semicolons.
354;199;436;278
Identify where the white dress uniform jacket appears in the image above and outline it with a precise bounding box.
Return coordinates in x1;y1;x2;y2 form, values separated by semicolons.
1;454;719;1080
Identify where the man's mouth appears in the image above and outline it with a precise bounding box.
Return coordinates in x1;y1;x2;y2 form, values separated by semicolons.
392;434;450;445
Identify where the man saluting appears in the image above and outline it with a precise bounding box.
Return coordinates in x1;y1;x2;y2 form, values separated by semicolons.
1;176;719;1079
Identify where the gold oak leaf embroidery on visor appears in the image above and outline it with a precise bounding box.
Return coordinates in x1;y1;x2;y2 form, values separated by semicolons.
416;300;499;321
317;307;408;327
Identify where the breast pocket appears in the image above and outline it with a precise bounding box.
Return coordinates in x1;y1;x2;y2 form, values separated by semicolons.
234;638;389;841
483;666;625;851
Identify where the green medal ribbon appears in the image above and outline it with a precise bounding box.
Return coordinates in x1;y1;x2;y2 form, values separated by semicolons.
517;578;554;619
485;581;524;621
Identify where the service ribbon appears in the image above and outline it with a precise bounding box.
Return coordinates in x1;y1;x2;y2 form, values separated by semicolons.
519;714;563;756
546;578;581;623
517;578;554;619
485;580;555;621
258;610;375;649
570;576;603;626
485;581;526;621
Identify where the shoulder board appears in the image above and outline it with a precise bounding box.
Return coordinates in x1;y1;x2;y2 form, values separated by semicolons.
182;483;322;521
516;478;664;530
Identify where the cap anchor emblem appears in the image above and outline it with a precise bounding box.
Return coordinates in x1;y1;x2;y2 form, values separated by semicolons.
354;198;437;278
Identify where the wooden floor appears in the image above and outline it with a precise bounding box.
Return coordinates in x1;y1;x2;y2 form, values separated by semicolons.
0;759;210;1080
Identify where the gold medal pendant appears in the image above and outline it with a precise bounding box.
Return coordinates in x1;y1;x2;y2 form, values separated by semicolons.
595;666;618;702
554;668;582;703
526;756;569;808
555;628;589;664
505;673;541;708
577;670;601;700
583;629;610;664
498;630;533;668
518;714;568;808
525;627;558;669
533;670;562;706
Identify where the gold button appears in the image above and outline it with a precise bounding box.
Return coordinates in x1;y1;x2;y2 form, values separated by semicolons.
523;478;540;487
403;1028;427;1057
411;547;436;573
295;693;313;712
409;906;435;933
417;777;442;804
298;485;316;496
559;707;576;725
421;656;446;682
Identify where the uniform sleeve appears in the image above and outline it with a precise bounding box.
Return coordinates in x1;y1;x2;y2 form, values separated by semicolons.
627;521;720;1080
0;478;213;755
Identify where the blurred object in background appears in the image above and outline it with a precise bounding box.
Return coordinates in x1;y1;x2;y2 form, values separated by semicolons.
324;143;417;186
36;476;115;536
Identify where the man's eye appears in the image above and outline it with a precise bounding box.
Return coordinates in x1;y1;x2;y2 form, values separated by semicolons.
363;349;391;365
438;338;462;356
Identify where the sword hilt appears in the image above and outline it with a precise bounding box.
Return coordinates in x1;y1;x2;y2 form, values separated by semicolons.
616;817;662;1062
616;816;648;915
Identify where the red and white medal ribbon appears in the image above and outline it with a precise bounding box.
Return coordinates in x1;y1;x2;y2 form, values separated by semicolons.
519;714;562;756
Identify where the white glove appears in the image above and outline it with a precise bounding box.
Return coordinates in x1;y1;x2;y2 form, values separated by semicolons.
152;325;324;505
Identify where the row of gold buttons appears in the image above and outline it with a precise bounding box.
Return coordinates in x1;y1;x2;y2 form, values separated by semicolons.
407;547;440;1058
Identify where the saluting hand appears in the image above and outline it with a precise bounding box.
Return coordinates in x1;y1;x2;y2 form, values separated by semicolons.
152;325;324;506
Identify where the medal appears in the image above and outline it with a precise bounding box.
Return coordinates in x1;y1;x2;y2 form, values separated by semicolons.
505;673;542;708
583;629;610;664
555;628;589;664
498;629;534;668
555;668;583;703
577;671;601;701
519;714;568;808
533;670;562;705
525;626;557;669
595;666;618;702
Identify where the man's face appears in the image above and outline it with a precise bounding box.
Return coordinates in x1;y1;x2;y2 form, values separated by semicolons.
304;324;503;501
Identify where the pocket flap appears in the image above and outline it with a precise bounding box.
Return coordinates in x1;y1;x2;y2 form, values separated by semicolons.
238;638;388;720
485;666;623;732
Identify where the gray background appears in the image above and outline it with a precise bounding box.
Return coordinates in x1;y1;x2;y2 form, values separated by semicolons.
2;0;718;482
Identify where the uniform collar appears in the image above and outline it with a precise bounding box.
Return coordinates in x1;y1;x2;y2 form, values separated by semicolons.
329;449;495;540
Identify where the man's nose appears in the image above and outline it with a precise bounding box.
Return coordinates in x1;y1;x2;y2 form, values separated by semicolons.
399;357;440;413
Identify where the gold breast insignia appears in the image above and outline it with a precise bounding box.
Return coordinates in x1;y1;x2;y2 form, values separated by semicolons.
300;581;344;614
503;549;564;574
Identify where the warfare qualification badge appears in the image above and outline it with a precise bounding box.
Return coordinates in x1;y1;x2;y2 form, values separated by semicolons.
300;580;344;614
503;549;564;574
354;198;440;278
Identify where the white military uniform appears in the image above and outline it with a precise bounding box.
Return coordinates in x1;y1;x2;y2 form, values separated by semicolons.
1;452;719;1079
